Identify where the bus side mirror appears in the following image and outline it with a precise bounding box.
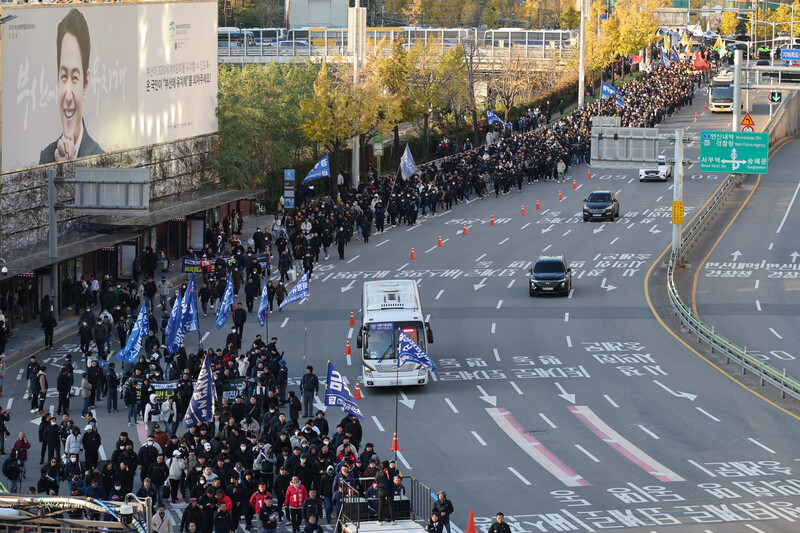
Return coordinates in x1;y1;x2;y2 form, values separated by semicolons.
356;327;364;349
425;322;434;344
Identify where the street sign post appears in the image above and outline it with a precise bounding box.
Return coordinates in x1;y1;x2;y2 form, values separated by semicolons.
283;169;295;210
699;131;769;173
780;48;800;61
769;91;782;103
739;112;755;133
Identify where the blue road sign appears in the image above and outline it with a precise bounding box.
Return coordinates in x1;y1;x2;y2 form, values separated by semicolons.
780;48;800;61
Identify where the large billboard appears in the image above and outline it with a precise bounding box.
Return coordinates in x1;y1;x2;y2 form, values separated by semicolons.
1;1;218;172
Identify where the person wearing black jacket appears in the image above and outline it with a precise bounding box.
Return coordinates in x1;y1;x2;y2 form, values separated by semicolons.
43;418;61;461
244;278;258;313
38;414;52;464
56;367;71;415
83;425;102;470
41;314;57;350
233;303;247;350
433;491;454;533
374;461;394;525
181;498;203;532
147;453;170;508
487;513;512;533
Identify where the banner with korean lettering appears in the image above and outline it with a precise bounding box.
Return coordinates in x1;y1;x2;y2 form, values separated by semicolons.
324;361;364;419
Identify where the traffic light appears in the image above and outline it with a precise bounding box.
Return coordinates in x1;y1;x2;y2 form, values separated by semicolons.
769;92;782;103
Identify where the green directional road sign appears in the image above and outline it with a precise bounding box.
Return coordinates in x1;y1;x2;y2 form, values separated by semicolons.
769;91;782;103
699;131;769;174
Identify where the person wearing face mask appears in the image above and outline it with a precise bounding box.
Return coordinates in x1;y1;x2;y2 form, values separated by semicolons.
78;318;94;358
109;480;126;502
284;475;308;533
152;503;174;533
63;453;83;480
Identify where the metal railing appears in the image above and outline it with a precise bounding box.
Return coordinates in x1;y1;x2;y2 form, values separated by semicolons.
665;93;800;401
339;476;434;532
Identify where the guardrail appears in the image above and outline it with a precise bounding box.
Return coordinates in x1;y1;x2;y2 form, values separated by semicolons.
665;94;800;401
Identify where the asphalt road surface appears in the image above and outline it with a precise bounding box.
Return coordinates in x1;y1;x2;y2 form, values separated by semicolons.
5;90;800;533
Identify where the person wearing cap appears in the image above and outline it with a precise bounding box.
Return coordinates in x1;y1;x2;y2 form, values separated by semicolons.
181;496;203;532
168;449;185;503
83;423;101;470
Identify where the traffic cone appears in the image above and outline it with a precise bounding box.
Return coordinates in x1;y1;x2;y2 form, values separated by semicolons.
349;311;355;326
694;112;698;121
490;214;495;226
587;169;592;179
521;204;526;215
462;223;468;235
354;380;364;399
410;247;416;259
437;234;443;247
390;430;402;451
466;509;477;533
345;339;353;356
558;190;563;201
536;198;541;210
572;179;577;190
705;101;708;110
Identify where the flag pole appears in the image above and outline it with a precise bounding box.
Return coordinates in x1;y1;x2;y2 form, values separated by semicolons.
394;347;399;461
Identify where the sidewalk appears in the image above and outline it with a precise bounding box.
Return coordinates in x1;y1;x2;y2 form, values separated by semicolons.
4;211;278;368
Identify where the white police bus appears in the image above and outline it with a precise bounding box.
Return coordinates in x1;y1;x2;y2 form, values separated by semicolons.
357;280;434;387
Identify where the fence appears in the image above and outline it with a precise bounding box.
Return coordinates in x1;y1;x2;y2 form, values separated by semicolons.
339;476;435;532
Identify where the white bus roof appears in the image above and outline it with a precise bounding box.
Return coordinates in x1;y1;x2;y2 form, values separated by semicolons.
363;280;421;313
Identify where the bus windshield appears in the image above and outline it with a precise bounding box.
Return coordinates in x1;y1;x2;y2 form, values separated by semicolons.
364;321;424;360
711;85;734;101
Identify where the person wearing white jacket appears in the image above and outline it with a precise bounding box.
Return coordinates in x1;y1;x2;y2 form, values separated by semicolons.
151;504;174;533
144;394;161;435
160;397;177;438
64;427;83;457
167;450;185;503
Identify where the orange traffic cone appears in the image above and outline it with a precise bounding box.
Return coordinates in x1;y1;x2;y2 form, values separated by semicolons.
694;112;698;121
390;430;402;451
437;235;443;247
572;179;577;190
349;311;355;326
466;509;477;533
558;190;563;201
354;380;364;399
410;247;416;259
345;339;353;356
536;198;541;210
490;214;495;226
587;169;592;179
462;223;468;235
705;101;708;110
521;204;526;215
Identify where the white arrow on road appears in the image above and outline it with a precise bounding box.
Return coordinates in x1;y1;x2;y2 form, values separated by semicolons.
398;391;415;409
340;280;356;293
555;382;575;404
653;380;697;401
541;224;554;234
476;385;497;406
473;278;487;291
592;224;605;234
791;251;800;263
600;278;617;291
649;225;661;234
731;250;742;261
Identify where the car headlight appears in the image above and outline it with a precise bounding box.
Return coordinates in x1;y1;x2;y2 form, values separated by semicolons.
364;369;373;377
604;206;613;210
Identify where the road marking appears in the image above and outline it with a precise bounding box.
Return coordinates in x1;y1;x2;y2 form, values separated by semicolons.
748;437;776;454
604;395;618;408
564;312;569;322
769;327;783;339
746;524;768;533
493;348;500;362
376;239;390;247
541;209;549;215
498;237;510;245
371;416;385;432
346;352;351;366
521;222;530;230
281;318;289;328
507;279;515;289
756;300;762;311
491;323;496;334
563;230;571;236
688;459;717;477
347;327;353;339
425;314;430;322
347;255;360;264
476;254;486;261
575;184;582;190
568;288;574;299
397;262;409;271
99;445;107;461
496;300;503;309
696;407;720;422
569;405;684;482
578;271;585;279
628;178;634;184
510;381;523;395
471;431;487;446
777;179;800;234
656;196;663;202
201;331;210;343
769;242;774;250
609;237;618;246
396;451;411;470
755;279;760;289
539;413;557;429
575;444;600;462
406;225;420;232
5;399;11;410
508;467;532;485
627;222;635;229
566;335;572;348
425;245;437;253
639;425;660;439
444;398;459;413
542;244;552;252
488;407;588;487
435;290;444;300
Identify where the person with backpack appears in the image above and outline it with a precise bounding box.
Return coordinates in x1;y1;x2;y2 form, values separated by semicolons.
0;407;9;455
2;450;21;493
144;394;162;435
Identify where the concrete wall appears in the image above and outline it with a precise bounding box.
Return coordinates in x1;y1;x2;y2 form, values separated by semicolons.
766;91;800;146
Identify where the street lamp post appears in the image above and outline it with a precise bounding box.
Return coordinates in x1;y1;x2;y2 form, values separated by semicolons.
578;0;587;107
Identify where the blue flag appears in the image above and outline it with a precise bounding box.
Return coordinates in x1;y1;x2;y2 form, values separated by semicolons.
669;47;680;62
278;271;309;309
176;274;199;349
399;144;417;180
487;110;504;125
302;155;330;185
397;331;438;371
183;353;217;428
600;82;616;100
324;361;364;419
116;301;148;363
660;48;670;66
215;275;235;329
257;281;270;327
164;291;182;355
614;91;625;108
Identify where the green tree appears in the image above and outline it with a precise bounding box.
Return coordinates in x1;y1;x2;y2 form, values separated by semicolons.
561;6;580;29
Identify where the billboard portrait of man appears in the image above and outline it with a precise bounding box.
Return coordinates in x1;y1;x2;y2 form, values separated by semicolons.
39;8;104;164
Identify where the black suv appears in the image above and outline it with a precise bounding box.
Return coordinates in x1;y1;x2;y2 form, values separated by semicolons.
583;190;620;221
529;255;571;296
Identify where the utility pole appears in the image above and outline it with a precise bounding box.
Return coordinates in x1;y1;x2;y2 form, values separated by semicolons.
578;0;586;107
733;49;742;132
48;168;60;320
349;3;366;189
672;129;684;257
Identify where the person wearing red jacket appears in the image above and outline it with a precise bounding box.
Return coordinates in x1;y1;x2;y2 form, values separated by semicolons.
249;482;272;515
284;476;308;533
214;488;233;515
